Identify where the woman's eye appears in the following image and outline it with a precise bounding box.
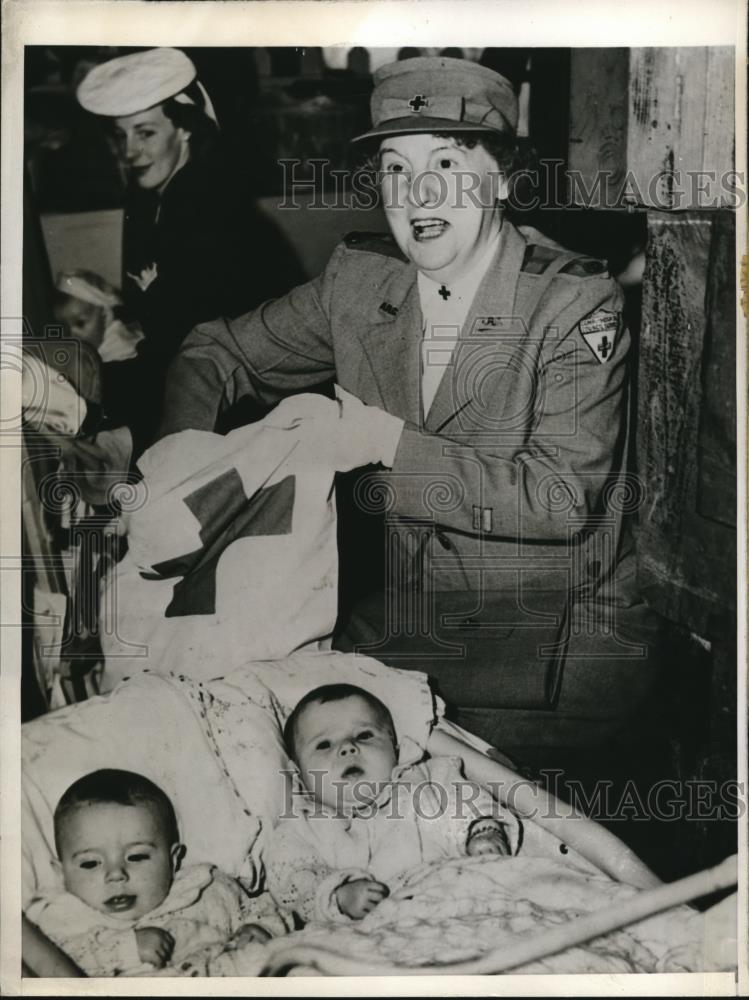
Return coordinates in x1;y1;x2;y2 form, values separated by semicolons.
79;860;99;870
438;158;456;169
316;740;331;751
383;163;405;174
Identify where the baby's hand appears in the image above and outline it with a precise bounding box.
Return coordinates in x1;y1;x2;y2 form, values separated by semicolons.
466;819;512;857
335;877;389;920
230;922;272;948
135;926;175;967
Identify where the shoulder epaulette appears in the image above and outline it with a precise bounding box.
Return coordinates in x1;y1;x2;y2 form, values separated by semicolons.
559;257;609;277
520;243;562;275
343;231;407;261
521;244;609;278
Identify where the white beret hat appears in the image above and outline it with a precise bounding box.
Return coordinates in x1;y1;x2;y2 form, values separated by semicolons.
76;48;198;117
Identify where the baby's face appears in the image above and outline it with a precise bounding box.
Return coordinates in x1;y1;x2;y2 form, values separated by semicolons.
57;801;180;919
54;298;106;348
294;694;397;812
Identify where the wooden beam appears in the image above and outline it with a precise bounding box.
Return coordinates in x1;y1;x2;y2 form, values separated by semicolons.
569;48;735;210
636;210;736;632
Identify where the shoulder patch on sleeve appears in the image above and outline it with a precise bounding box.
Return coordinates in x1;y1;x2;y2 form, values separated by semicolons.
343;231;407;261
578;309;621;363
560;257;609;278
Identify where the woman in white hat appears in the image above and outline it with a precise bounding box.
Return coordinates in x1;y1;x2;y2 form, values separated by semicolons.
159;55;658;750
76;48;298;449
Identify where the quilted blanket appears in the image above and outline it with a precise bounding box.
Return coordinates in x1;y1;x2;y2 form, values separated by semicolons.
195;855;722;977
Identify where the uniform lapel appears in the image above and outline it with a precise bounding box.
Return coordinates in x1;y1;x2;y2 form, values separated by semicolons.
356;262;423;425
426;222;529;434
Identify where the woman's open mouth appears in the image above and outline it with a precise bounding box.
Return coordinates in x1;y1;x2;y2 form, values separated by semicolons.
104;894;137;912
411;218;448;241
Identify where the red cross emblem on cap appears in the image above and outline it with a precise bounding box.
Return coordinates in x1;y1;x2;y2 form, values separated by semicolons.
408;94;429;112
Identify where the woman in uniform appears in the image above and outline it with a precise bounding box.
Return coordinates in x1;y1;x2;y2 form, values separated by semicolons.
158;55;657;746
76;47;300;450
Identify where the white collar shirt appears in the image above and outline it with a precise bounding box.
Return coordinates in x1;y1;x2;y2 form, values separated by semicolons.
417;230;502;417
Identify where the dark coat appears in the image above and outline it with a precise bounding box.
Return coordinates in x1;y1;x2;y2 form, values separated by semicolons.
114;147;303;451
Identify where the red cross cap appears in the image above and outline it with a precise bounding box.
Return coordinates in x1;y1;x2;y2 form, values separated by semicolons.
352;55;518;145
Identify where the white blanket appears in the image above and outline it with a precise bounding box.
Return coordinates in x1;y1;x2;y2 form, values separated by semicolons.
207;855;726;977
101;398;343;688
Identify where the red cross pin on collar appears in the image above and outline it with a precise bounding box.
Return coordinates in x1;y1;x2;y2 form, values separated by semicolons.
409;94;429;112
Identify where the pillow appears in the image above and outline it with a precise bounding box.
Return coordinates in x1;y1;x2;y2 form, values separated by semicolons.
221;650;442;766
203;650;445;860
21;673;261;909
22;652;443;905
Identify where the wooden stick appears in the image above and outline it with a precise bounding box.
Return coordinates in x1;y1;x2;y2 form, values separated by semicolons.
260;854;737;977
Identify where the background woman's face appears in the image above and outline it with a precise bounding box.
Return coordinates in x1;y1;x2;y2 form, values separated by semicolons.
113;105;189;193
380;133;507;282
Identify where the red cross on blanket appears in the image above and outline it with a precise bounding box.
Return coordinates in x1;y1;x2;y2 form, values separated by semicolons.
142;472;295;617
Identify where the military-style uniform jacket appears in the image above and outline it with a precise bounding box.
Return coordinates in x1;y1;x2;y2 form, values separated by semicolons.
161;220;637;617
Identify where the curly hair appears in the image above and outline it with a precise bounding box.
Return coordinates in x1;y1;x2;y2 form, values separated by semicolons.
161;81;219;161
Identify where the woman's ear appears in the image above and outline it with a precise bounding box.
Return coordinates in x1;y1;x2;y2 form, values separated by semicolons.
170;843;187;873
494;171;510;204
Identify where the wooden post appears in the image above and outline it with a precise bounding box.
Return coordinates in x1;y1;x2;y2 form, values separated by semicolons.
636;210;736;633
569;48;735;210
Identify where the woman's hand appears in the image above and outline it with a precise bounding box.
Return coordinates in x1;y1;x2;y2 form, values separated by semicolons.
135;926;175;967
265;388;404;473
335;877;390;920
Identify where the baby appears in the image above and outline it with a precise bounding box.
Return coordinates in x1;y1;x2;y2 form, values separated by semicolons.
265;684;521;924
53;270;143;363
26;769;287;976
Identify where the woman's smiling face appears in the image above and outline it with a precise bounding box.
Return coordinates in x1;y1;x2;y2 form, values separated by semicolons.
380;133;507;283
113;104;189;193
